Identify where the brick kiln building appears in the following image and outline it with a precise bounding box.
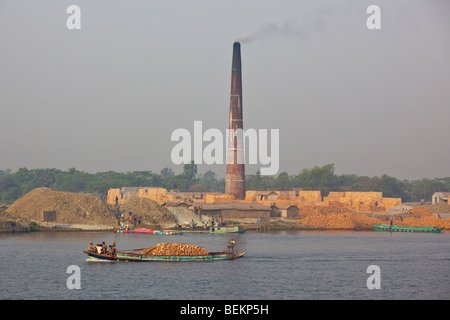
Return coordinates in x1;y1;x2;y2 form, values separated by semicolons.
107;187;401;215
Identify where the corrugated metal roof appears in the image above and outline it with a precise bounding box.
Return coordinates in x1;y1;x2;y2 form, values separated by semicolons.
254;191;279;196
270;204;299;210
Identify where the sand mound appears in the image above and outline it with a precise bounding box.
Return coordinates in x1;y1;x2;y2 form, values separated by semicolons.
118;198;176;226
6;187;117;226
0;209;30;232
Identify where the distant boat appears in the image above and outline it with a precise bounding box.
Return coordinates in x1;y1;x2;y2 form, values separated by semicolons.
180;225;248;234
116;228;182;235
371;224;444;233
153;230;183;235
210;225;248;234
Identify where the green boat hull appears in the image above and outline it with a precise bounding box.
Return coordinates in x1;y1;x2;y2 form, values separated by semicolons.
84;250;246;262
371;224;444;233
210;226;248;234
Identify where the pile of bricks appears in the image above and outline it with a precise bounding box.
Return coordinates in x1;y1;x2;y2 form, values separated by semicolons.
138;243;209;256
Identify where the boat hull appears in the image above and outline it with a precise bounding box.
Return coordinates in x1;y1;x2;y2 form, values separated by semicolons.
83;250;246;262
178;226;248;234
371;224;444;233
210;226;248;234
116;228;183;235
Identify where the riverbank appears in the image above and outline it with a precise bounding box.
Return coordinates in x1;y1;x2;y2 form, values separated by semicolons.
228;211;450;232
3;207;450;233
2;187;450;233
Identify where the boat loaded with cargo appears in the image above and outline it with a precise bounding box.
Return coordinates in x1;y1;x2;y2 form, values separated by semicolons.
84;242;246;262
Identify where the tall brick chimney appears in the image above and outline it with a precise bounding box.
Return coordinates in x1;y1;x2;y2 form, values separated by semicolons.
225;42;246;200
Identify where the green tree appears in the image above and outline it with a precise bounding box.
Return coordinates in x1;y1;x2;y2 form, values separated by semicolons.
293;164;337;194
160;167;175;177
183;160;198;180
275;172;291;191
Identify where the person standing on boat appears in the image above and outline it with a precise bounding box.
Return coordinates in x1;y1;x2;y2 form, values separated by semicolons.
102;241;107;254
389;217;394;231
88;242;94;252
111;241;117;255
228;239;236;252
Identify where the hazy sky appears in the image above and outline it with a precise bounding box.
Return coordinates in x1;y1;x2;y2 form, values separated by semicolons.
0;0;449;180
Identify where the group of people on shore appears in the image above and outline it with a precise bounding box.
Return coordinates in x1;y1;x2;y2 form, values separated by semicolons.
401;208;413;214
115;211;142;232
87;241;117;255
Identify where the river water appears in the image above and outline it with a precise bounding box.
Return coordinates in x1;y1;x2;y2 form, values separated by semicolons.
0;230;449;300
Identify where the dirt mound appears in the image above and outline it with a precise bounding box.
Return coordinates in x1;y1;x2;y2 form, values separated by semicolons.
293;204;382;230
119;198;176;226
423;202;450;214
410;207;433;216
6;187;117;226
297;204;354;216
400;216;450;229
296;212;383;230
291;204;449;230
0;210;30;232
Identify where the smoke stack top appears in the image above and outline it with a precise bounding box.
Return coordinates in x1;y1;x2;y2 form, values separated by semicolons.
232;42;241;71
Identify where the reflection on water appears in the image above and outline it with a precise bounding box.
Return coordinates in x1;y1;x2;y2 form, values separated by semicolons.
1;230;449;299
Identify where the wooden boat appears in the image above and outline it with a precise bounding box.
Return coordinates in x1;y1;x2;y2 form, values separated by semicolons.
154;230;183;235
210;225;248;234
371;224;444;233
116;228;183;235
180;226;248;234
83;249;246;262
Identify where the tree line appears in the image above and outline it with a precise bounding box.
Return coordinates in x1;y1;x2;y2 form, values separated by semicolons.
0;163;448;204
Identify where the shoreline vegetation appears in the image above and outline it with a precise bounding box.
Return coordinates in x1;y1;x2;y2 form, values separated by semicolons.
1;165;449;206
